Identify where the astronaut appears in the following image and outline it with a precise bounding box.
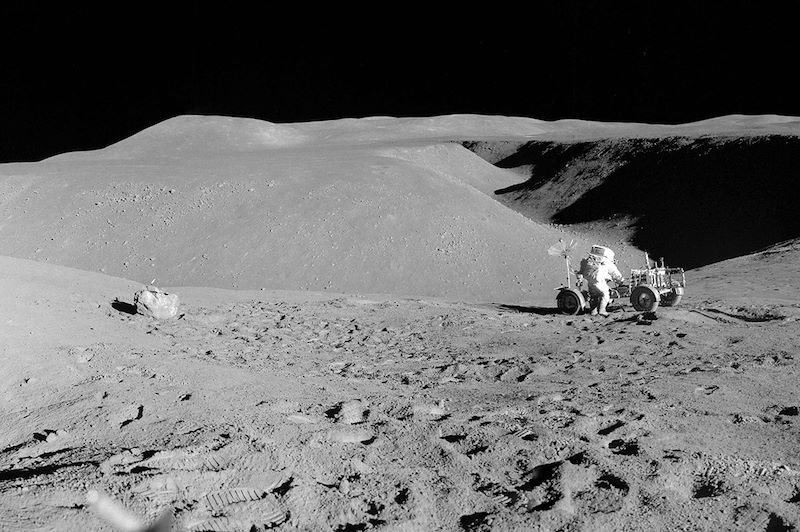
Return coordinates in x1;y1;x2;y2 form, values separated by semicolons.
576;245;624;316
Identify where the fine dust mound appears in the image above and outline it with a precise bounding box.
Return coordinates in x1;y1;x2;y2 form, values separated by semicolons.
0;115;644;303
468;134;800;269
2;257;800;531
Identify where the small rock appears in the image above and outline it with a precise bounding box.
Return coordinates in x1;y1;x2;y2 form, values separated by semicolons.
351;458;372;475
500;368;525;382
72;347;95;363
328;428;374;444
340;400;368;424
110;404;143;428
413;402;447;420
46;429;69;443
19;430;73;459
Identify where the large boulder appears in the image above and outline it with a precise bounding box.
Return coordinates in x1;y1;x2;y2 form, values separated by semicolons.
133;286;179;319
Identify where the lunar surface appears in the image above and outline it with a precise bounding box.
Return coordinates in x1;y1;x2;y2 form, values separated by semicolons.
1;115;799;531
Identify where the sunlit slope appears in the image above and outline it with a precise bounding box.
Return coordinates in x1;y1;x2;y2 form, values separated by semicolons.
688;238;800;305
2;116;634;302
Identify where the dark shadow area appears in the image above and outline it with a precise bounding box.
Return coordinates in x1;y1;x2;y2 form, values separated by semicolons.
493;141;596;195
458;512;491;531
495;304;560;315
469;136;800;269
765;513;793;532
111;299;137;315
701;308;784;323
0;461;99;482
609;438;640;456
517;460;562;490
598;420;626;436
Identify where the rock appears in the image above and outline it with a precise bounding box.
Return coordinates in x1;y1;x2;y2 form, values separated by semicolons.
287;414;322;424
110;404;143;428
71;346;95;363
134;286;179;319
339;400;368;424
328;428;374;444
18;430;73;459
412;402;447;421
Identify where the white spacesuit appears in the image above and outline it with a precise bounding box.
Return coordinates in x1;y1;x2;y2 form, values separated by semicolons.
576;245;624;316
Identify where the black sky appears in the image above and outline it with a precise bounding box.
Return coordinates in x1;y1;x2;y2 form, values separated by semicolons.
1;2;797;162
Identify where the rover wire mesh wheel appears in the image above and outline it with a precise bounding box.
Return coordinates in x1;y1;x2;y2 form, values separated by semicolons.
630;284;660;312
557;288;585;315
660;286;684;307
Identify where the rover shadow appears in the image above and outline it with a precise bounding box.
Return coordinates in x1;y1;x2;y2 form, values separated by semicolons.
495;304;560;315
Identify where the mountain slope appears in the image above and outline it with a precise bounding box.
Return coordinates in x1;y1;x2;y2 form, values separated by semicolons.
2;116;637;303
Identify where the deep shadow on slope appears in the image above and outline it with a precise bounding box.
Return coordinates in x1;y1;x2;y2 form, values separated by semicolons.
465;136;800;269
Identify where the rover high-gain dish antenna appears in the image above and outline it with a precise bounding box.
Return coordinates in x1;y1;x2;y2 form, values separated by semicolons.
548;238;577;288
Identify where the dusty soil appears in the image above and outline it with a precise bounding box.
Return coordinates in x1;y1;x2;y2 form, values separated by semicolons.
1;255;799;531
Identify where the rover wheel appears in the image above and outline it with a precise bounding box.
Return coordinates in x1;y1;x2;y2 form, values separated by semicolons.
660;287;684;307
630;284;660;312
557;288;585;315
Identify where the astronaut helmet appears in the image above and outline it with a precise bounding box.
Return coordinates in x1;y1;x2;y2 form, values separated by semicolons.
589;245;615;264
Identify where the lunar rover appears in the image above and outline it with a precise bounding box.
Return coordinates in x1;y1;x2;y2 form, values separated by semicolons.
550;240;686;315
